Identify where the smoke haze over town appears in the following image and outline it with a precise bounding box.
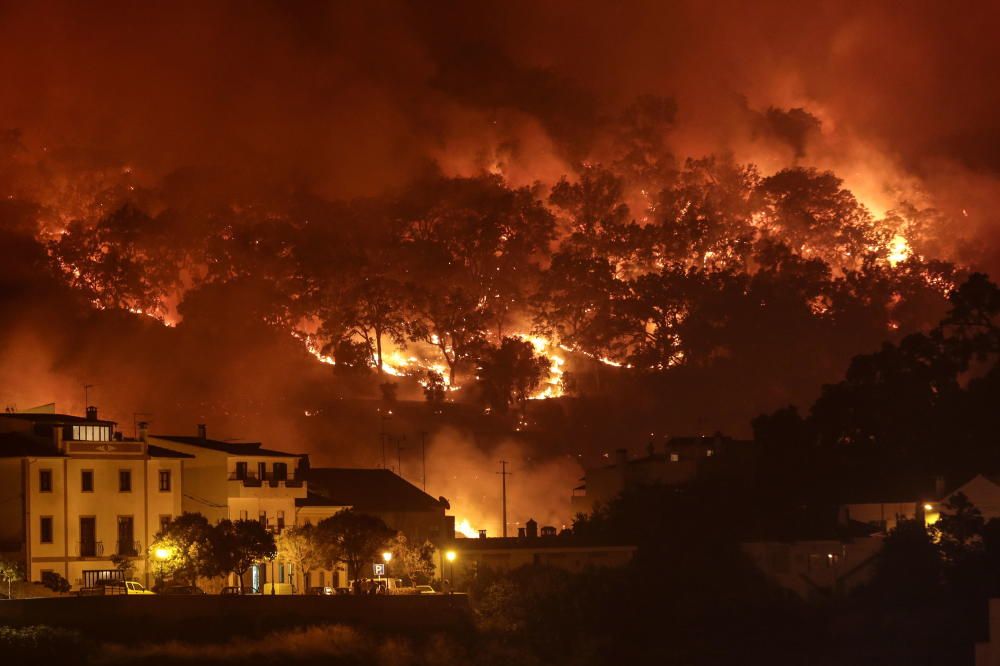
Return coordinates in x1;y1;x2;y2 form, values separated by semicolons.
1;0;999;534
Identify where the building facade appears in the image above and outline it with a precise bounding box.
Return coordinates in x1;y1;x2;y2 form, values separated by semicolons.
0;407;186;587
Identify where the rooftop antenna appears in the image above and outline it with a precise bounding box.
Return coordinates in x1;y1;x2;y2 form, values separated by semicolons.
83;384;94;413
497;460;512;537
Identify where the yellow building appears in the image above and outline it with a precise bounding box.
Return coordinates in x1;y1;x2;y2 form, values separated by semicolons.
0;407;186;588
146;425;307;591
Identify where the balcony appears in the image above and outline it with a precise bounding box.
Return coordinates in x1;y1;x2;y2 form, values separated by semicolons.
116;540;141;557
78;540;103;558
227;472;307;498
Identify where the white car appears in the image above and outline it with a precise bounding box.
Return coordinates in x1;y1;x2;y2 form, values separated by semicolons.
107;581;155;595
414;585;436;595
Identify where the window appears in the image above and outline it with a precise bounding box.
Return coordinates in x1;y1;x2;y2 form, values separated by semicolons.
118;469;132;493
278;563;285;584
39;516;53;543
72;425;109;441
239;510;249;521
273;462;288;481
158;469;171;492
318;571;325;586
276;511;285;532
159;515;172;533
235;462;248;480
706;449;714;457
259;511;267;527
258;462;267;480
669;453;679;462
81;470;94;492
39;469;53;493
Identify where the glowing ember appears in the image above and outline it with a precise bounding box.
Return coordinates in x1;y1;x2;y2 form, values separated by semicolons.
887;234;912;267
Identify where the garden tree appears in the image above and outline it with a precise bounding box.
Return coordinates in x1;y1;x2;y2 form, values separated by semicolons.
317;510;394;580
0;558;22;599
109;553;136;582
276;524;338;593
422;370;446;409
149;513;216;585
867;519;943;605
49;203;183;315
941;271;1000;355
212;519;277;591
387;532;437;585
40;571;70;594
477;337;550;416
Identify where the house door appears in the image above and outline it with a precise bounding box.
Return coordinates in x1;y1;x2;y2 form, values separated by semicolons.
117;516;135;556
80;517;97;557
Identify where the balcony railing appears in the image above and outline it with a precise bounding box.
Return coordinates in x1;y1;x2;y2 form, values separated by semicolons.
229;472;304;488
116;540;141;557
79;540;103;557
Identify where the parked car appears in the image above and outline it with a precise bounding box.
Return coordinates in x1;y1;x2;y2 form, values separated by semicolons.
104;581;155;595
414;585;436;595
306;586;334;595
160;585;205;595
220;586;261;595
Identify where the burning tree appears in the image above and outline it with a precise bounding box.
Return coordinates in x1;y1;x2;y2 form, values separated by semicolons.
477;337;551;416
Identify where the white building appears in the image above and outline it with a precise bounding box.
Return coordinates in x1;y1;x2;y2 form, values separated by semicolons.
0;406;186;587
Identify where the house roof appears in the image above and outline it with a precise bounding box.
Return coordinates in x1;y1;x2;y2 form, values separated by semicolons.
0;412;115;425
303;467;445;512
0;432;64;457
150;435;303;458
147;445;194;459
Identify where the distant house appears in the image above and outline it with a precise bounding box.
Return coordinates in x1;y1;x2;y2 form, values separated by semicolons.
446;519;636;586
0;406;187;588
836;474;944;533
571;434;754;515
296;467;456;588
742;534;883;600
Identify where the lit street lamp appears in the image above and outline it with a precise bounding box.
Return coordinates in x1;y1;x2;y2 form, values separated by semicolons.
445;550;456;593
153;546;172;588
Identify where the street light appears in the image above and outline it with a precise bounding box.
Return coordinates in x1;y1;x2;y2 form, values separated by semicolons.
445;550;456;593
382;551;393;563
153;546;172;589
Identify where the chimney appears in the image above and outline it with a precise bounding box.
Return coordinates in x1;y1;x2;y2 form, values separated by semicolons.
479;529;488;539
517;527;526;538
615;448;627;467
86;406;98;421
197;423;207;440
138;421;149;442
526;518;538;538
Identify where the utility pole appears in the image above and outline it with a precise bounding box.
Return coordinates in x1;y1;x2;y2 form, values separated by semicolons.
419;431;427;491
379;410;392;469
395;435;406;477
497;460;511;537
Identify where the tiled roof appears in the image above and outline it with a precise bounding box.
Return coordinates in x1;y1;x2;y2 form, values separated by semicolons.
0;431;64;457
303;468;445;512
